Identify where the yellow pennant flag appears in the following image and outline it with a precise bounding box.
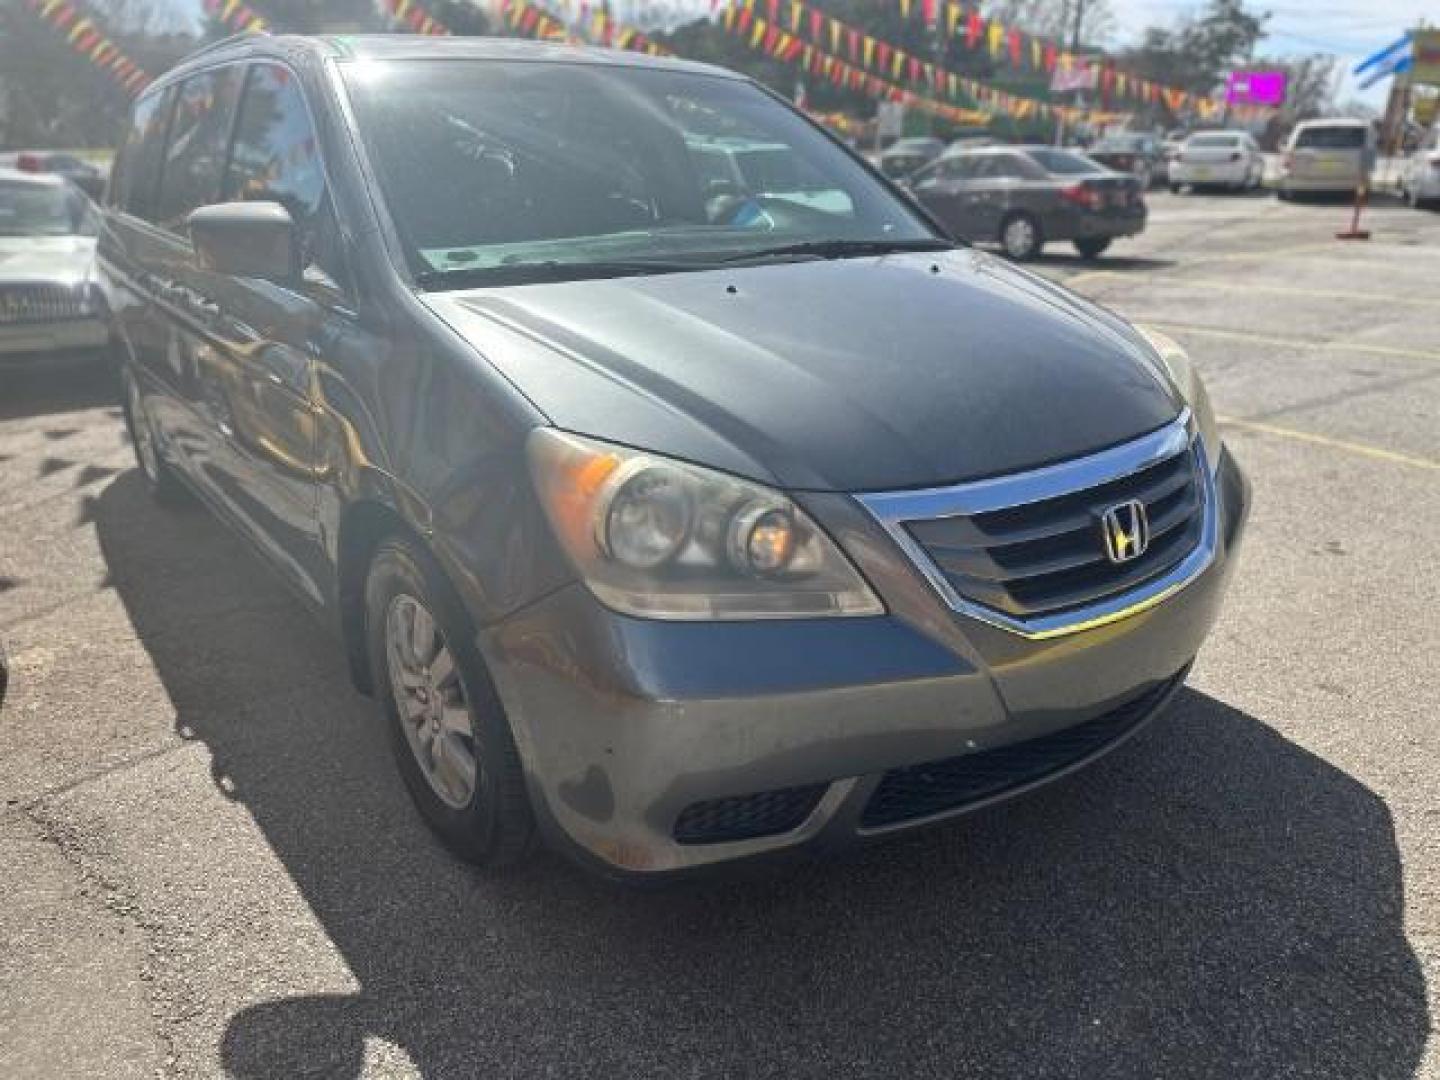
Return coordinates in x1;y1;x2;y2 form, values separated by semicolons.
790;5;801;32
987;21;1002;58
946;3;960;38
891;49;904;79
750;16;766;48
829;17;840;53
899;0;911;18
863;36;875;67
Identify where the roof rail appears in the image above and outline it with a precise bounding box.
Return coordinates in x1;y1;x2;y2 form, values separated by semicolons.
184;30;269;63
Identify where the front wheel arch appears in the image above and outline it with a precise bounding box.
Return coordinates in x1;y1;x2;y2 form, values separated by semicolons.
336;498;417;695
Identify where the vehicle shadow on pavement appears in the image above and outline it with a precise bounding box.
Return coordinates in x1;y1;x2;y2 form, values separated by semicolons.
0;360;117;422
92;471;1429;1080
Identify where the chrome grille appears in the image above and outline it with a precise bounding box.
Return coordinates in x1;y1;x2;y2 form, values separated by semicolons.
0;283;89;324
858;413;1218;640
907;442;1203;618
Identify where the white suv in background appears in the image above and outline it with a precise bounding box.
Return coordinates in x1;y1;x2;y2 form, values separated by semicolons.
1401;125;1440;209
1278;119;1375;198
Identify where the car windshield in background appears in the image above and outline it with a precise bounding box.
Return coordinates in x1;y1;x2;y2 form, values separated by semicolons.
1188;135;1240;149
1028;149;1105;175
340;60;937;286
1295;127;1367;149
1095;135;1148;151
0;180;92;238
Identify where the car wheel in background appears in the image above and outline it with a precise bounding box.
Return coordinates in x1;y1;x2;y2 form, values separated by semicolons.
999;212;1043;261
120;367;191;507
1074;238;1111;259
1170;182;1183;194
365;536;534;869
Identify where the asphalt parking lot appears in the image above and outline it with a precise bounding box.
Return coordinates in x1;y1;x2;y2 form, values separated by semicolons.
2;190;1437;1079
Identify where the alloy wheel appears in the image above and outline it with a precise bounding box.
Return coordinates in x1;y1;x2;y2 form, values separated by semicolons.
384;593;478;809
1002;216;1037;259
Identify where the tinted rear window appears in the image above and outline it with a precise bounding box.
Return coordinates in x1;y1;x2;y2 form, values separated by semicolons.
1027;149;1103;175
1294;126;1366;149
1188;135;1240;149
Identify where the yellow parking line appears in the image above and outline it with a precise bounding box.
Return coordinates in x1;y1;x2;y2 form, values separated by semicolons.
1145;322;1440;364
1218;416;1440;471
1082;275;1440;308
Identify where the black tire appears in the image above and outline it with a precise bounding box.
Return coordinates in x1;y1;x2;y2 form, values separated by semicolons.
1169;183;1182;195
998;211;1043;261
1074;238;1112;260
364;536;534;868
120;366;191;507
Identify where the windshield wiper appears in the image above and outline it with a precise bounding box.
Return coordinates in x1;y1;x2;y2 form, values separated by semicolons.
416;258;702;291
714;237;956;264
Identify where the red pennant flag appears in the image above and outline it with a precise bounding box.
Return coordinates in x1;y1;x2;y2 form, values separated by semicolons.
808;8;821;40
847;27;859;60
876;40;890;69
765;0;777;22
1007;29;1021;65
965;11;981;49
1044;44;1057;72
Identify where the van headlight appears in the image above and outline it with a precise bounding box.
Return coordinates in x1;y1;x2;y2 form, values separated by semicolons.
1136;326;1221;471
527;429;884;620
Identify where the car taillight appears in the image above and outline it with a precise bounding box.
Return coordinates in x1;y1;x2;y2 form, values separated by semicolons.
15;152;42;173
1060;183;1103;210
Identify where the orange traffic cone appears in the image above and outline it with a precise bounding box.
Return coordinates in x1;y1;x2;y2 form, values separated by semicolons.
1336;181;1371;241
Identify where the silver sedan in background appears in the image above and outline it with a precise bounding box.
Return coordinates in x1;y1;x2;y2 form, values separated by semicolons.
0;168;107;364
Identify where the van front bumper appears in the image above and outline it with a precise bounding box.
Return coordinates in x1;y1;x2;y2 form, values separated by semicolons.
0;316;108;360
481;447;1250;877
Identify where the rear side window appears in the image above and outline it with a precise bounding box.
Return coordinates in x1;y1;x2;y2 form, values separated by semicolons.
1295;126;1366;150
225;64;326;220
1028;149;1103;175
155;66;245;231
112;88;174;218
1188;135;1239;149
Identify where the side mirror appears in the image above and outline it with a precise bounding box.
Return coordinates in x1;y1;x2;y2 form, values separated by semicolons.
188;201;297;283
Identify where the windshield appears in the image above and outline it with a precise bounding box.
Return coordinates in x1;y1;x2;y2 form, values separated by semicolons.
1027;149;1105;175
0;180;93;237
1294;126;1366;150
341;60;936;286
1095;135;1147;151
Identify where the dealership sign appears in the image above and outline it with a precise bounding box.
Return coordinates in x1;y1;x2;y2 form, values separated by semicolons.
1414;31;1440;87
1225;71;1287;107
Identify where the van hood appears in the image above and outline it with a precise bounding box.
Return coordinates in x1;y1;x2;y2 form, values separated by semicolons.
0;236;96;286
422;249;1181;492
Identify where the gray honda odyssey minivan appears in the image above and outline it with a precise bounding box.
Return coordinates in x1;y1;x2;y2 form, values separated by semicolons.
99;35;1249;877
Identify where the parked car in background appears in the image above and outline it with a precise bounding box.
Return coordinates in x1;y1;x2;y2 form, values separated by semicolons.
0;168;107;364
101;36;1245;878
1278;119;1375;198
1400;124;1440;209
1169;131;1264;193
908;145;1146;260
946;135;998;154
1087;132;1166;187
13;151;107;200
877;136;944;180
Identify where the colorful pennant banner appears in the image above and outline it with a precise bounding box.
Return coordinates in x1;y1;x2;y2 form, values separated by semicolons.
501;0;668;54
21;0;151;95
382;0;450;37
200;0;268;34
880;0;1270;122
721;7;990;127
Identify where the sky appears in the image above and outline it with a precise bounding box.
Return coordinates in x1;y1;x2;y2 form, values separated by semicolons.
1106;0;1431;107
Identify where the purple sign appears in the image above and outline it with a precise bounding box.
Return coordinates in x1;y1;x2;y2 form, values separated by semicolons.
1226;71;1288;107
